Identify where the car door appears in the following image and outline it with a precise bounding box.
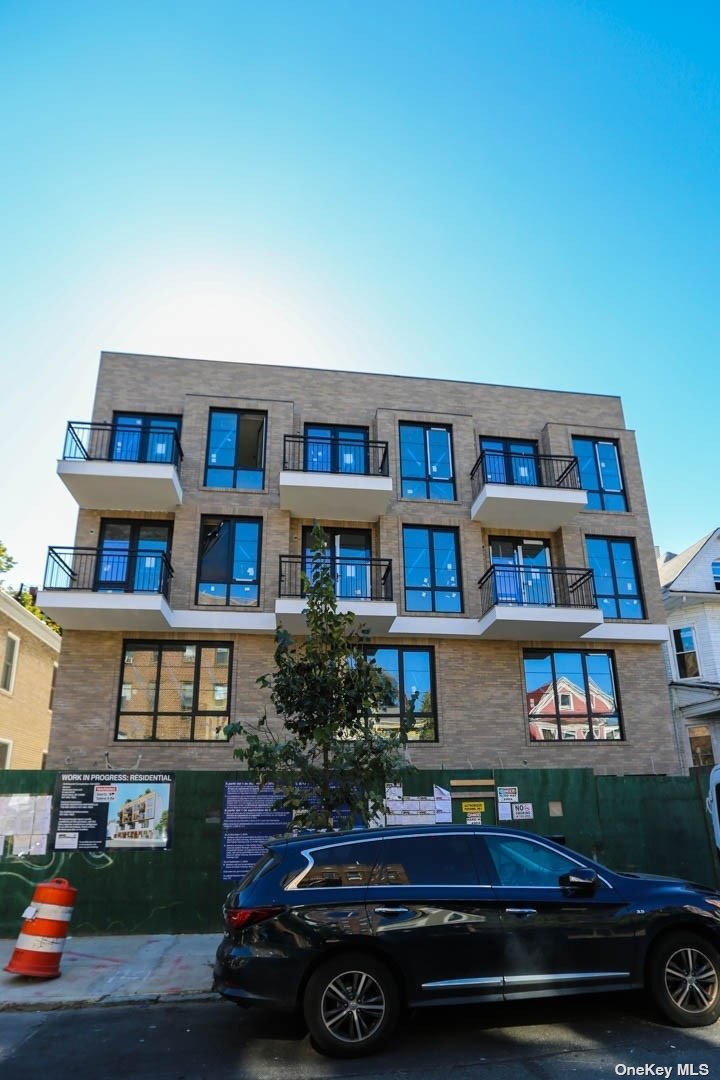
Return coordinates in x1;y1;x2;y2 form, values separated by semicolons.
365;832;505;1006
476;832;639;999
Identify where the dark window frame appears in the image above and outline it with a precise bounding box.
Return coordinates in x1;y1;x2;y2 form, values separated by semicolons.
303;423;370;474
204;408;267;490
402;525;463;613
523;648;624;743
115;640;233;743
572;436;627;512
111;411;182;463
585;535;645;620
399;422;456;501
673;626;700;679
364;644;439;742
196;516;263;607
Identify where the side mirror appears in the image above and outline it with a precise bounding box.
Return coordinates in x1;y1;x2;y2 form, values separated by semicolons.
559;867;599;891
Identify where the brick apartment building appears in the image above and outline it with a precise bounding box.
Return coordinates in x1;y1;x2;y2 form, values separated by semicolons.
0;590;60;768
39;351;679;774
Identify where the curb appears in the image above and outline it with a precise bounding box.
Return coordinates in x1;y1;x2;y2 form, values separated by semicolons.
0;990;217;1013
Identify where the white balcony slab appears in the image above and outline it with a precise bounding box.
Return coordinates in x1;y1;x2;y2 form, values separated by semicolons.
470;484;587;530
57;459;182;511
581;622;669;643
476;604;604;641
169;610;277;633
275;598;397;635
279;471;393;521
36;590;173;631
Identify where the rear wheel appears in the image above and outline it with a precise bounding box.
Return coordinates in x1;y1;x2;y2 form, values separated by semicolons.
303;952;399;1057
647;932;720;1027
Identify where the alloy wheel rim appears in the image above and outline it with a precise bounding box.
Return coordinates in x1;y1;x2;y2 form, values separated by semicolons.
320;969;386;1043
664;947;719;1013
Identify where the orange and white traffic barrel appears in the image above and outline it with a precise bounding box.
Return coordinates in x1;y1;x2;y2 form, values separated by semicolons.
4;878;77;979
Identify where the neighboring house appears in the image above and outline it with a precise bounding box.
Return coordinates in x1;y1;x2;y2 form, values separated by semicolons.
658;529;720;769
38;351;677;774
0;590;61;768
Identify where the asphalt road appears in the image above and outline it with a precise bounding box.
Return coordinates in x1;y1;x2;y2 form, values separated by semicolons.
1;992;719;1080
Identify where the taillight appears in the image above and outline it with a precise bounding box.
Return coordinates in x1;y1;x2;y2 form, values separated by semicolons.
223;905;283;931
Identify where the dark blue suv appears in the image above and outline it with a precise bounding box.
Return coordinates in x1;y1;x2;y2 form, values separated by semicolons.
213;824;720;1057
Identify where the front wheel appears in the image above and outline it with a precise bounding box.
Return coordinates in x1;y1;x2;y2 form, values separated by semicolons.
647;932;720;1027
303;952;399;1057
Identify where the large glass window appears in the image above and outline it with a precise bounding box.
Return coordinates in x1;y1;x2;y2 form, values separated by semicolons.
399;423;455;500
403;526;462;612
197;517;262;606
116;642;232;741
111;413;181;464
205;409;266;489
673;627;700;678
572;437;627;511
302;527;373;599
490;537;552;605
365;646;437;741
585;537;644;619
96;520;172;593
304;425;369;474
480;437;538;486
1;633;19;694
523;649;623;741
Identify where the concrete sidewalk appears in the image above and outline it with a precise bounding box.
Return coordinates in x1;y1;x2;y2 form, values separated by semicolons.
0;934;222;1011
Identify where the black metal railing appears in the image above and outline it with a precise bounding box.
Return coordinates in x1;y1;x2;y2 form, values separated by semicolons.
278;555;393;601
470;451;581;501
62;422;184;470
43;546;174;598
478;565;596;615
282;435;389;477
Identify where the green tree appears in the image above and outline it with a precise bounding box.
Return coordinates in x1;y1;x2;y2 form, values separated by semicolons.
0;541;16;579
224;524;416;830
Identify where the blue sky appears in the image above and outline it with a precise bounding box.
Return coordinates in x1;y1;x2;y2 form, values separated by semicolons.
1;1;717;588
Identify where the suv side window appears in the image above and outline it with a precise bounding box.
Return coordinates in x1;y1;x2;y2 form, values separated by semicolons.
294;840;383;889
371;834;478;886
482;834;580;887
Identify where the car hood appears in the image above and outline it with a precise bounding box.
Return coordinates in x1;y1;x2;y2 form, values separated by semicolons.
617;870;720;895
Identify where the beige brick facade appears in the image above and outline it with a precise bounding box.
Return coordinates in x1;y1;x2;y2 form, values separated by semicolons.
45;352;680;774
0;592;60;768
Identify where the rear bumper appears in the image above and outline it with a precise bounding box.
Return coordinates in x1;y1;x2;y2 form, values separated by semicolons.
213;943;302;1012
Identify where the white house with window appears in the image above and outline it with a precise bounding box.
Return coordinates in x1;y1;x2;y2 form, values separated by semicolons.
658;528;720;769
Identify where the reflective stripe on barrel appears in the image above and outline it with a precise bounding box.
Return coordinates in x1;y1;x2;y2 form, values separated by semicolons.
14;933;66;954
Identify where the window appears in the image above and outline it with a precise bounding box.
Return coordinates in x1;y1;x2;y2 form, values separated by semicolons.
295;840;382;889
585;537;644;619
0;740;11;769
572;437;627;511
371;834;478;886
49;662;58;710
197;517;262;606
673;627;700;678
483;834;580;887
205;409;266;489
302;527;373;599
365;646;437;741
479;437;538;486
403;526;462;612
111;413;181;464
304;425;369;474
490;538;551;605
115;642;232;741
689;726;714;767
1;633;19;694
712;561;720;591
399;423;455;500
96;520;172;593
524;649;623;741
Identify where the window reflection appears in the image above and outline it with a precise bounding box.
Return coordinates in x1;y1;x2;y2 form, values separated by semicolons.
524;649;622;741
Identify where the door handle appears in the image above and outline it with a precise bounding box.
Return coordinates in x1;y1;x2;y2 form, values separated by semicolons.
373;906;410;915
505;907;537;917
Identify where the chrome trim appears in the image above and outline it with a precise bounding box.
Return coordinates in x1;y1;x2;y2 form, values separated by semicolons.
422;976;504;990
504;971;630;985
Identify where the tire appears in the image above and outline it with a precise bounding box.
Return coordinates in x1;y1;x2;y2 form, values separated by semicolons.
647;932;720;1027
303;952;400;1058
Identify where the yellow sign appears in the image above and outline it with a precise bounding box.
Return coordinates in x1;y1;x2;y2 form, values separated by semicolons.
462;801;485;813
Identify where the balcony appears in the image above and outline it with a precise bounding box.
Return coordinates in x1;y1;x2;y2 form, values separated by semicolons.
476;565;603;640
470;451;586;530
275;555;397;633
36;547;174;630
57;422;183;511
279;435;393;521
